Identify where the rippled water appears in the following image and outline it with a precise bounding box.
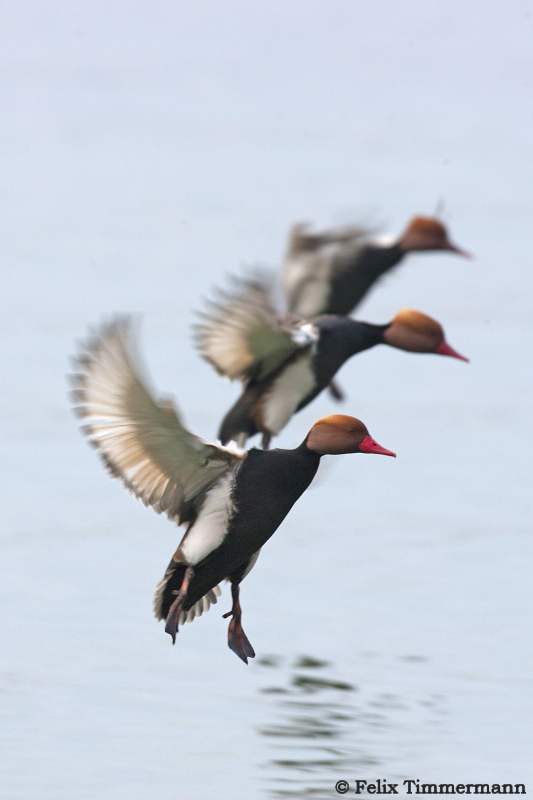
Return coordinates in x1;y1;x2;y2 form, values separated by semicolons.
0;2;532;798
257;655;377;798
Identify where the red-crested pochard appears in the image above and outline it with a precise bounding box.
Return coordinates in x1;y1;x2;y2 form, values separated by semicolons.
283;216;471;319
70;319;395;663
195;278;468;450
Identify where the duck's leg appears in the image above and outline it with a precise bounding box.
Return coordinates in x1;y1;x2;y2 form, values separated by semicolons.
328;379;345;402
223;581;255;664
261;432;271;450
165;565;194;644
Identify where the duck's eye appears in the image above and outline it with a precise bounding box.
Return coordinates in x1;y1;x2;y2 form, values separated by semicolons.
347;428;355;434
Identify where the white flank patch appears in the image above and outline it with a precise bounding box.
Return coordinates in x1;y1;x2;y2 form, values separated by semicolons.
219;439;247;457
290;322;319;347
180;474;235;566
371;233;396;247
262;353;315;434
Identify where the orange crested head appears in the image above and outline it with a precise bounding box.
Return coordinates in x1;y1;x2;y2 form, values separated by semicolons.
383;308;469;361
398;216;471;257
306;415;396;457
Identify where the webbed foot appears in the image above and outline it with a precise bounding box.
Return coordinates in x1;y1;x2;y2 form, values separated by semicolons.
223;580;255;663
224;610;256;663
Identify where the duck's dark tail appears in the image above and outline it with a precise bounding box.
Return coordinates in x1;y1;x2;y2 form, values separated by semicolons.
153;559;221;624
218;390;259;446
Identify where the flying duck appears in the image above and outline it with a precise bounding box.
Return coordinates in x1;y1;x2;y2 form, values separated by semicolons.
283;216;471;319
195;277;468;449
70;318;395;663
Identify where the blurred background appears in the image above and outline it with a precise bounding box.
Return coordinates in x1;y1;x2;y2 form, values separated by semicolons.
0;2;531;798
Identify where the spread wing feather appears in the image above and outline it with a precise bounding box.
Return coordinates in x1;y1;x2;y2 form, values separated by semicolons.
283;222;373;317
70;317;242;525
194;275;318;383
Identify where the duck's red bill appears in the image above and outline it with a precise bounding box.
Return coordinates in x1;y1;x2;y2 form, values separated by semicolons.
359;435;396;458
445;242;473;258
436;341;469;362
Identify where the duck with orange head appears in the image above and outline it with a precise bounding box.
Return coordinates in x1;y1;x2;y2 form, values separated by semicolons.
283;215;471;320
71;319;395;663
195;276;468;451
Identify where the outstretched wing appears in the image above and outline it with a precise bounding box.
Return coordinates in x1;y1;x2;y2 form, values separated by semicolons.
283;222;372;317
194;274;318;384
70;317;242;526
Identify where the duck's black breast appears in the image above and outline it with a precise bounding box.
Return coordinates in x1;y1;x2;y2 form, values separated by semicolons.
184;445;321;607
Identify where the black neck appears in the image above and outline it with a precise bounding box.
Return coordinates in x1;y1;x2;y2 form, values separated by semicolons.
361;242;405;275
341;319;389;354
296;318;387;407
315;317;387;360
